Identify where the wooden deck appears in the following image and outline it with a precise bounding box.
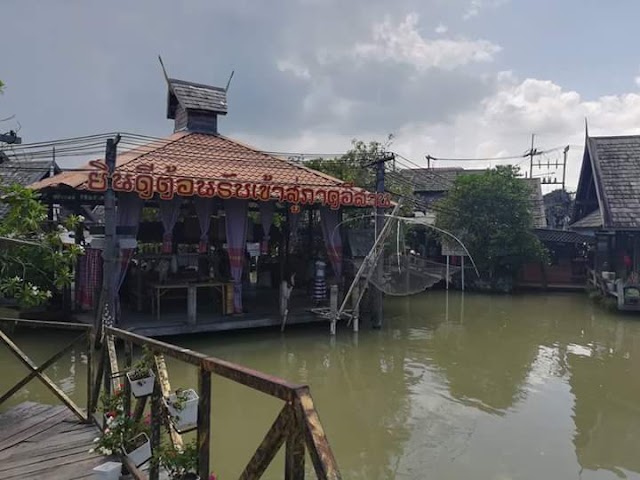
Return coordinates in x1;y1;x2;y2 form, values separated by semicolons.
0;402;106;479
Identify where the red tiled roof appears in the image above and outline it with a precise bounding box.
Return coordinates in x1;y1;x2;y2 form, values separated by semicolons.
31;132;356;191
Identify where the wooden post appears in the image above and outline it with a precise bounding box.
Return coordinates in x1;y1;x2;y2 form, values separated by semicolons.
86;331;94;420
352;282;360;333
461;256;465;292
329;285;338;335
149;382;161;480
285;400;305;480
446;255;450;290
197;367;212;480
123;341;133;417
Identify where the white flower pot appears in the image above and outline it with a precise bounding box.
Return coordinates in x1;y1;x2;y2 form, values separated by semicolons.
126;369;155;398
92;461;121;480
124;433;152;467
163;389;199;433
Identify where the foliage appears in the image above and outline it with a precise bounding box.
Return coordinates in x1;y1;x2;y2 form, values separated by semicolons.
0;184;84;308
168;388;192;411
91;387;150;456
305;136;413;216
0;79;4;93
128;346;155;381
435;165;547;283
154;440;199;479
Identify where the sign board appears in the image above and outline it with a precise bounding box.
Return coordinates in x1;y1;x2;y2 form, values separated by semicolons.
441;238;467;257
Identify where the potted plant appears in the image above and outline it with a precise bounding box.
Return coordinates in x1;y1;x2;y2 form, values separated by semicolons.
163;388;199;432
123;432;152;467
126;347;156;398
91;388;151;464
155;440;218;480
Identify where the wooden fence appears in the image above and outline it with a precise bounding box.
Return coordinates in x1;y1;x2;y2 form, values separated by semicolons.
0;318;341;479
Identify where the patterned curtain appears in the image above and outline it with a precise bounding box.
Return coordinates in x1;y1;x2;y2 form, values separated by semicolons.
195;197;214;253
112;193;143;320
224;199;248;313
159;197;182;253
320;207;343;278
259;202;274;254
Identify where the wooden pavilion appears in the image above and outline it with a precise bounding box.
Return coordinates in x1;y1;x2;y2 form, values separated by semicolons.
30;72;389;336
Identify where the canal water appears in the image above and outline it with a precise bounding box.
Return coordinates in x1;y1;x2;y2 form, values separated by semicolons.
2;292;640;479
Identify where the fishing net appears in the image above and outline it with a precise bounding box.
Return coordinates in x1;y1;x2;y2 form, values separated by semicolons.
338;213;476;298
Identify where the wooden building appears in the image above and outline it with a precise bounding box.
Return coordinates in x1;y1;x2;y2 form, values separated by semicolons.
572;133;640;310
0;157;60;219
30;71;388;336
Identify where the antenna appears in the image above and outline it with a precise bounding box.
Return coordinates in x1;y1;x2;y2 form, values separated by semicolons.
225;70;235;92
158;55;170;84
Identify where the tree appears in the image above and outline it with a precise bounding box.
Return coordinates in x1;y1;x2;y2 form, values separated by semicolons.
306;136;412;211
0;184;83;308
435;165;546;286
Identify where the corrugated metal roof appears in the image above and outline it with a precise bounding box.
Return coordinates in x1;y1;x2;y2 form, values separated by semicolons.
533;228;594;244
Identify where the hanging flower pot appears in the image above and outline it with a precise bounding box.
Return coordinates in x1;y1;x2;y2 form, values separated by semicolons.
124;432;152;467
126;369;155;398
163;388;199;433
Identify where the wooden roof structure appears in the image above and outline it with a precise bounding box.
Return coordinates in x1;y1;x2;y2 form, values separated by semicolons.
574;134;640;230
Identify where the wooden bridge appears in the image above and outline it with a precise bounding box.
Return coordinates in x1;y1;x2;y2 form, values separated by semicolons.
0;317;342;479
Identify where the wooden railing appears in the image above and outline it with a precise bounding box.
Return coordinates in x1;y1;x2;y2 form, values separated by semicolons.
0;318;94;422
97;326;342;480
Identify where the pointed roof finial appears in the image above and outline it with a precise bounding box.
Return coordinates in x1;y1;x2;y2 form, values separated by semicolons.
158;55;170;84
584;117;589;138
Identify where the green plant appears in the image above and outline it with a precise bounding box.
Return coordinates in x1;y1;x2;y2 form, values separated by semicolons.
168;388;191;411
154;440;198;479
0;184;84;309
129;346;155;381
91;387;150;456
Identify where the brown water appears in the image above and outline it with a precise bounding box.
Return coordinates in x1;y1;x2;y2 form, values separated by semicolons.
2;292;640;479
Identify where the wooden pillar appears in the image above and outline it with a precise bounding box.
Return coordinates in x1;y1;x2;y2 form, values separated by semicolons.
149;381;161;480
285;400;305;480
197;367;212;479
123;341;133;417
86;331;94;420
461;256;465;292
446;255;450;290
329;284;338;335
352;282;360;333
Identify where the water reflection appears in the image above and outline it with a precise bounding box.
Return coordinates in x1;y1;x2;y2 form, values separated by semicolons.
2;293;640;479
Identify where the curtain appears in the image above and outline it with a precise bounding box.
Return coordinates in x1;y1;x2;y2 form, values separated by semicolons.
288;209;300;252
76;248;103;310
111;193;143;320
225;199;249;313
320;207;343;278
159;197;182;253
195;197;214;253
259;202;274;255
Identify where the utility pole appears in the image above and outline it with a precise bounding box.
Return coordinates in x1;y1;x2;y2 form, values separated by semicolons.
528;134;536;178
371;151;394;329
96;135;120;338
562;145;569;191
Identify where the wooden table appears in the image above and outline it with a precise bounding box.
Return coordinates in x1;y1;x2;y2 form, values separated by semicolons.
152;281;230;324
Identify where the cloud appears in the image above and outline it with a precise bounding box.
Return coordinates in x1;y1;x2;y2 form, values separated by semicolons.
464;0;509;20
352;14;501;70
435;24;448;34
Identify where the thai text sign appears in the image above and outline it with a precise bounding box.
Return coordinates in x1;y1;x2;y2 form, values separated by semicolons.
86;161;392;209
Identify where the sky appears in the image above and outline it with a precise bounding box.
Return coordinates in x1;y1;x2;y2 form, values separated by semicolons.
2;0;640;191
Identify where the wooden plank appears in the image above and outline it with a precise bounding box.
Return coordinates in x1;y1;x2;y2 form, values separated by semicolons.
0;406;69;451
0;331;86;421
239;405;291;480
297;390;342;480
106;334;120;392
0;317;92;331
154;353;183;449
1;449;102;479
285;400;305;480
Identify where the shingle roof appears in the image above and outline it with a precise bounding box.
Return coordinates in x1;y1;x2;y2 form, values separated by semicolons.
0;160;59;218
404;167;485;192
570;208;602;229
588;135;640;229
404;167;546;228
29;132;375;204
533;228;594;244
169;78;227;115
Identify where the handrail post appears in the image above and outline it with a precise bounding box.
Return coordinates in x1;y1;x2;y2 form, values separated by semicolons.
123;341;133;417
197;366;212;479
285;397;306;480
149;381;161;480
86;330;94;421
